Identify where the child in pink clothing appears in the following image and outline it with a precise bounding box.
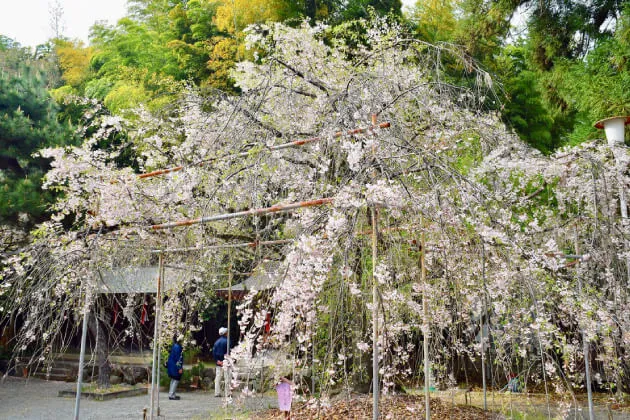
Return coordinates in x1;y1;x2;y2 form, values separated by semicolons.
276;376;294;419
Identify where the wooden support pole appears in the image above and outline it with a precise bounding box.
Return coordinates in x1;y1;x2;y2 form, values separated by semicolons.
481;242;487;411
575;227;594;420
149;252;163;419
156;260;165;416
226;263;232;403
73;290;90;420
421;224;430;420
370;113;380;420
151;198;333;230
228;264;232;359
150;239;293;254
311;324;316;395
372;207;379;420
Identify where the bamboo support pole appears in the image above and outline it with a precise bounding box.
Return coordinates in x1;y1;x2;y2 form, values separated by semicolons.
150;239;293;254
151;198;333;230
138;122;391;180
73;290;90;420
611;146;630;397
311;324;316;395
575;228;594;420
149;252;164;419
228;264;232;357
226;263;232;403
370;113;380;420
371;207;379;420
481;242;487;411
156;260;165;416
74;231;103;420
611;146;630;283
421;225;430;420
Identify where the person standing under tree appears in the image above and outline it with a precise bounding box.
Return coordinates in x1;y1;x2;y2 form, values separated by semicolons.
213;327;230;397
167;335;184;400
276;376;294;419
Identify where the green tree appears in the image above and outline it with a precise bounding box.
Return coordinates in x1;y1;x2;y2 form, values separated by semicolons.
551;12;630;143
53;39;93;89
0;39;77;224
409;0;458;44
86;0;226;101
498;45;555;152
429;0;629;149
166;0;221;84
336;0;402;22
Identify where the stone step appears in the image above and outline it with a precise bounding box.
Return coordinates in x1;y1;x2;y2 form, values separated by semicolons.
31;371;73;381
53;352;152;365
32;366;71;376
30;364;78;381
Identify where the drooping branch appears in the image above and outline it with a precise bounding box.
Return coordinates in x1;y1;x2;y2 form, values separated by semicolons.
272;58;330;95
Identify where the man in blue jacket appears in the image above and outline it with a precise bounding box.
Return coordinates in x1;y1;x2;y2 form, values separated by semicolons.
212;327;230;397
167;335;184;400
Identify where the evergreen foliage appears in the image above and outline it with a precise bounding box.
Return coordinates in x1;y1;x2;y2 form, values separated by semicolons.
498;46;555;153
0;40;77;224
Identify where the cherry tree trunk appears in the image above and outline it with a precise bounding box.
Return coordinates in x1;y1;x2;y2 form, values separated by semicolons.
87;301;111;388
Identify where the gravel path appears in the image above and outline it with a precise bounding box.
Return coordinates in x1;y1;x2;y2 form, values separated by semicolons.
0;377;277;419
4;377;629;419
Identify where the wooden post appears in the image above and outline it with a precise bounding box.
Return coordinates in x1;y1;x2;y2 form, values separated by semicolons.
575;227;594;420
227;263;232;401
73;289;90;420
150;252;163;419
372;207;379;420
481;242;487;411
311;323;316;395
371;114;380;420
421;225;430;420
156;260;164;416
227;264;232;357
610;145;630;398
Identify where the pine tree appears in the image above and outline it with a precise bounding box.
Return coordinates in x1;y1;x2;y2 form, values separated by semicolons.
0;39;77;224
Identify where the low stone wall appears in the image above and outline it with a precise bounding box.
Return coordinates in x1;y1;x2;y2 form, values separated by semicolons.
58;387;147;401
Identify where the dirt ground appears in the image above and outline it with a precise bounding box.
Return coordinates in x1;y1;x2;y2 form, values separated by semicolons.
255;391;630;420
256;394;501;419
2;376;630;419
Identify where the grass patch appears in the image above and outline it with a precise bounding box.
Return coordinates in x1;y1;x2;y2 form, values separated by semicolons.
78;382;141;394
59;382;147;401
